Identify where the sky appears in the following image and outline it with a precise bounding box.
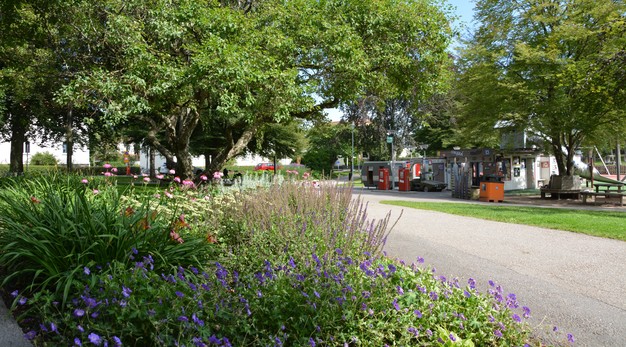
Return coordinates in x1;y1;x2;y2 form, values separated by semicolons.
326;0;476;122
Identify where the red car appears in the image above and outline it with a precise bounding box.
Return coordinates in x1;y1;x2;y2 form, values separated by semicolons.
254;162;281;171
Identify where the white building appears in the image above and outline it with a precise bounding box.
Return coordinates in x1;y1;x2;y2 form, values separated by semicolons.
0;140;90;166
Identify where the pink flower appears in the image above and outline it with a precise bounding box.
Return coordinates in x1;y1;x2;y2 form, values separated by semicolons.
165;191;173;199
133;175;138;179
103;163;112;169
169;169;176;175
156;174;164;180
143;177;150;183
111;167;118;173
173;177;181;183
104;172;113;177
81;179;88;184
154;193;161;198
200;175;208;181
182;180;194;187
93;189;100;194
213;171;223;179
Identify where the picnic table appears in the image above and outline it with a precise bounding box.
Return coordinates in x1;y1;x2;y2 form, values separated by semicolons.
590;182;624;193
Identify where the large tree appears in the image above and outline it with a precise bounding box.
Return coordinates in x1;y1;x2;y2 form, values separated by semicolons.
59;0;454;178
457;0;626;175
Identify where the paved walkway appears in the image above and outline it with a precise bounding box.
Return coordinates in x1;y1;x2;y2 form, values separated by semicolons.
356;188;626;347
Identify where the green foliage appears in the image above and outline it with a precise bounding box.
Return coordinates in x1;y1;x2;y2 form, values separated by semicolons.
0;175;214;303
29;151;59;165
457;0;626;175
2;175;554;346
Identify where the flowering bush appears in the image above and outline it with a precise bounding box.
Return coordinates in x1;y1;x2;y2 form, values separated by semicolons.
0;175;214;303
1;175;568;346
16;250;540;346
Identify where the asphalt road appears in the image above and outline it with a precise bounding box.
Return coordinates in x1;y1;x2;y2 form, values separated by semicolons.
355;188;626;347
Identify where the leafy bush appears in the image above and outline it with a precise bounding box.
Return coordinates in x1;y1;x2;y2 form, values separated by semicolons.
15;251;541;346
29;151;59;165
0;175;214;303
3;176;566;346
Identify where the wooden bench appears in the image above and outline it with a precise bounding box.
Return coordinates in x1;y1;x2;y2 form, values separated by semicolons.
581;191;624;206
540;188;581;200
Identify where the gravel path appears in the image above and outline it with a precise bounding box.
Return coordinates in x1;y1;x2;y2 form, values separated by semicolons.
356;188;626;347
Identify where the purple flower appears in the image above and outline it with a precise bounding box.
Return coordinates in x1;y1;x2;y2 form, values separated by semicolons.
413;309;422;318
74;309;85;317
494;330;503;338
178;315;189;322
175;291;184;298
416;256;424;263
512;314;521;322
396;286;404;295
24;331;36;340
122;286;132;298
449;333;456;341
567;333;575;343
468;278;476;289
112;336;122;347
522;306;531;318
74;337;82;346
429;291;438;301
50;322;58;333
10;290;18;297
18;297;27;305
84;267;91;275
309;337;316;346
88;332;101;345
392;298;400;311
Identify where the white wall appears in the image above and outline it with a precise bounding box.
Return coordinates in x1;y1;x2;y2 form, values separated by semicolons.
0;141;90;166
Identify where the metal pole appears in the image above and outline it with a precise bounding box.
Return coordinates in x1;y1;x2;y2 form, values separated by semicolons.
350;122;354;181
617;142;622;181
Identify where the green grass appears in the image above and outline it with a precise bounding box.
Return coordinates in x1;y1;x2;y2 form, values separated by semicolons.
380;201;626;241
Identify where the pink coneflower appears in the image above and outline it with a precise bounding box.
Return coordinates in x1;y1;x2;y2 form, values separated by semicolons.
200;175;208;181
111;167;118;173
104;172;113;177
103;163;112;169
81;178;88;184
93;189;100;195
156;174;164;180
173;177;181;183
169;169;176;175
165;191;173;199
182;180;194;187
143;177;150;183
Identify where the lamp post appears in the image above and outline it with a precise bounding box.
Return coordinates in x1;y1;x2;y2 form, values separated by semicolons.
387;130;395;188
350;122;355;181
419;143;429;179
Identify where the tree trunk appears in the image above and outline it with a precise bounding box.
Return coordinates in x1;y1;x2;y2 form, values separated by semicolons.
66;109;74;172
149;146;156;178
9;115;26;175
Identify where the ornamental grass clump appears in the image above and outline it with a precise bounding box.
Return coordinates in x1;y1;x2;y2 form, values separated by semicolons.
220;181;395;274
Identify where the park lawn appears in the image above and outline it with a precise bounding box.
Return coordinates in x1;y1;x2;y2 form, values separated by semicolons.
380;201;626;241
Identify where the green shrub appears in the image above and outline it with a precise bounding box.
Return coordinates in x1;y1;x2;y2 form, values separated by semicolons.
0;175;214;303
16;252;542;346
29;151;59;165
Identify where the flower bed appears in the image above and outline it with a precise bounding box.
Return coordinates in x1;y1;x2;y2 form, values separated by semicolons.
0;173;572;346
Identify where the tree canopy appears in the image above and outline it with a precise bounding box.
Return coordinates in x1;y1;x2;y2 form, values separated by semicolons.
456;0;626;175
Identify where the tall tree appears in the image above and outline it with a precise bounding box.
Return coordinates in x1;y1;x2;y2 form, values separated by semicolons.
457;0;626;175
58;0;454;178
